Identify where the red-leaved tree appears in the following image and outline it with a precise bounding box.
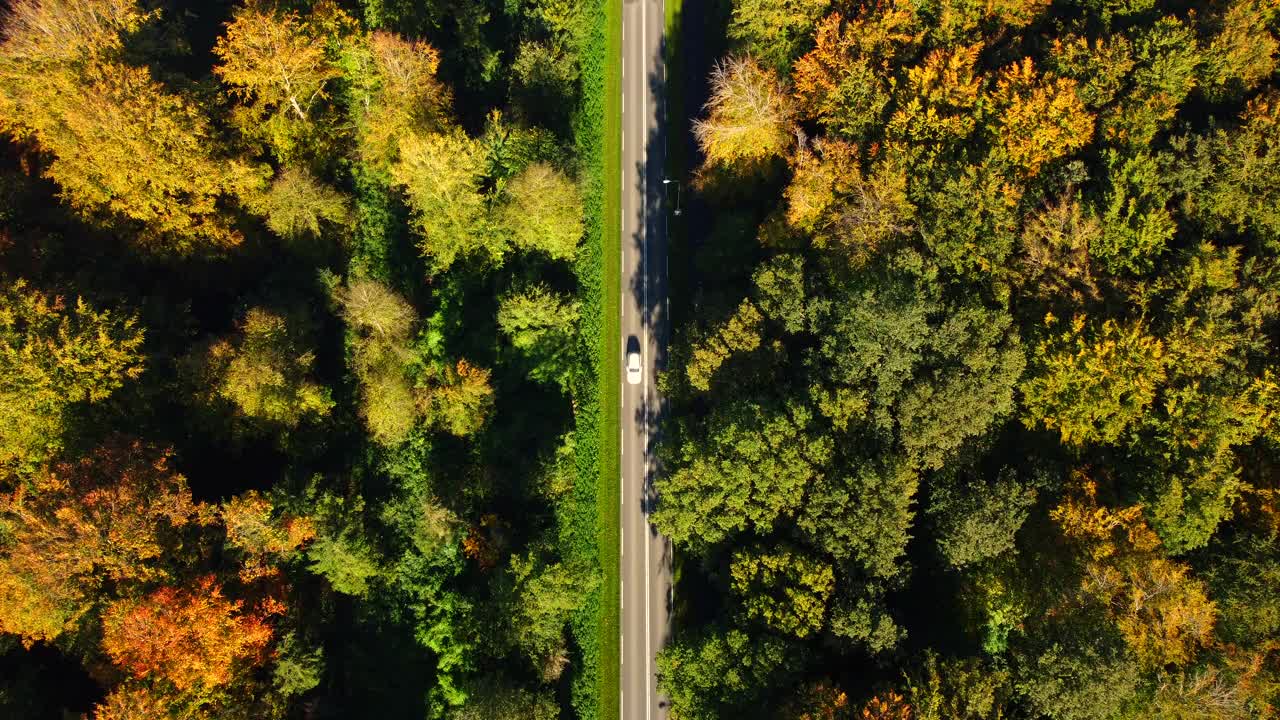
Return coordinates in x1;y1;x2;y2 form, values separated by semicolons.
101;576;272;691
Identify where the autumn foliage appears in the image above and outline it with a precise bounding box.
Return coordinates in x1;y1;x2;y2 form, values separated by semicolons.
1053;479;1218;668
694;55;795;168
91;683;174;720
0;0;261;249
860;692;912;720
102;576;273;691
0;440;207;644
991;58;1094;176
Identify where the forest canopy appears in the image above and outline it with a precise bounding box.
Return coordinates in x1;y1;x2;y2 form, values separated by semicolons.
657;0;1280;717
0;0;607;717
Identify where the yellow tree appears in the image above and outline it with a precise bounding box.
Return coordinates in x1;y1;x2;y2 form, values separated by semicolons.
391;130;497;270
686;299;764;391
213;1;347;157
779;681;853;720
886;43;984;144
1017;193;1102;302
347;31;452;168
861;692;913;720
92;684;175;720
0;0;261;250
792;9;921;138
418;360;495;437
199;307;334;428
0;0;146;66
1053;480;1218;669
221;490;316;582
244;166;351;240
694;55;796;169
784;139;914;261
1021;315;1166;447
1201;0;1280;102
991;58;1095;176
730;547;835;638
333;278;419;444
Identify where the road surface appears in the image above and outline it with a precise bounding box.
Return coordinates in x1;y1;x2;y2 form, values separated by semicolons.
619;0;671;718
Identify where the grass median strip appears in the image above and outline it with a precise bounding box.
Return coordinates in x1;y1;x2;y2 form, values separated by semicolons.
599;0;622;716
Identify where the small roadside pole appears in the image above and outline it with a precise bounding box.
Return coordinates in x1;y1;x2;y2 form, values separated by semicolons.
662;178;682;216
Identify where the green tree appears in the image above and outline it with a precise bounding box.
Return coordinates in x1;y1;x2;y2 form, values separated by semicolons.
200;307;333;428
1046;35;1135;109
654;400;832;546
906;652;1010;720
731;546;835;638
448;677;558;720
893;306;1024;470
1012;641;1141;720
497;285;580;387
657;628;795;720
1095;150;1176;275
307;532;380;596
504;554;596;680
0;280;144;472
796;458;918;578
499;162;584;261
272;630;324;698
245;167;351;240
810;274;1023;469
827;584;905;653
510;41;579;126
727;0;833;70
1190;92;1280;243
1102;17;1201;148
929;468;1036;568
916;157;1021;277
751;253;808;333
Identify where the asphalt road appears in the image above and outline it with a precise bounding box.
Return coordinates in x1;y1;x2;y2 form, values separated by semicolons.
619;0;671;718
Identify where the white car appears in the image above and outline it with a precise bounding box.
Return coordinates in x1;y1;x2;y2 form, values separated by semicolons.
626;350;643;385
